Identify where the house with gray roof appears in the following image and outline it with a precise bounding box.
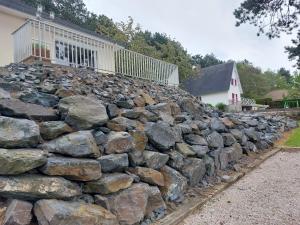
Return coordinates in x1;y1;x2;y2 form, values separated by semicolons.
182;62;243;111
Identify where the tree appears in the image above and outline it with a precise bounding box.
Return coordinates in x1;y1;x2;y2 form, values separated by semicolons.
289;72;300;98
23;0;89;26
236;60;289;99
191;54;224;68
234;0;300;69
278;67;292;83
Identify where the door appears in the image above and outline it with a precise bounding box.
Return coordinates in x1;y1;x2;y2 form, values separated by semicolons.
55;41;69;66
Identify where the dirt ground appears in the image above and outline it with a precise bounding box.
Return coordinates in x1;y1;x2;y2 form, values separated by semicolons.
182;149;300;225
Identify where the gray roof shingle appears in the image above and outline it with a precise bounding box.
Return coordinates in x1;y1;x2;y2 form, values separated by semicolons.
182;62;235;96
0;0;121;45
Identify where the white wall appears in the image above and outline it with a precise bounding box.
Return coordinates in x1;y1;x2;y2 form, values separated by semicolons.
0;7;28;66
201;91;228;106
201;63;244;107
227;64;243;102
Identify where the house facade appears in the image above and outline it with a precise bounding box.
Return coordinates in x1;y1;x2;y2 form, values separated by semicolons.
182;62;243;111
0;0;179;86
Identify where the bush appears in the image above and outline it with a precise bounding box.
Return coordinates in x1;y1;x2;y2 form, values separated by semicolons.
216;103;226;111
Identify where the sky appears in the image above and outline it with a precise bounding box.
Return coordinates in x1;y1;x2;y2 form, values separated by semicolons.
84;0;297;72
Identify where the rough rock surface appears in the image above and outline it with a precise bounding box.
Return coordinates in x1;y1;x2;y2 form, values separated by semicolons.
34;199;118;225
105;132;134;154
145;122;176;151
128;167;165;186
41;131;100;158
83;173;134;195
159;166;188;201
0;175;81;200
0;99;58;121
0;117;40;148
39;121;73;140
105;183;149;225
40;156;102;181
0;63;297;225
0;149;46;175
98;154;129;173
59;95;109;130
3;200;33;225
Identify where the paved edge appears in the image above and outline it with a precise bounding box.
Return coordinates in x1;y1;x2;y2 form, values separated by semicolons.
154;147;284;225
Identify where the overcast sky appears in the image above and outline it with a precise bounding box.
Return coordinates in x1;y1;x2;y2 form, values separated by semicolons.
84;0;297;72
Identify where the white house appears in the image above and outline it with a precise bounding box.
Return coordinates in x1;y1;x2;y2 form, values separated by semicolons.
182;62;244;111
0;0;179;86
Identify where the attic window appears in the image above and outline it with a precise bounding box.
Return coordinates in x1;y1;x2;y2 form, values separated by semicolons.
235;79;237;86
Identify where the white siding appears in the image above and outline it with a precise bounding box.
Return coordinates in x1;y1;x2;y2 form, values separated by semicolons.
201;63;243;107
201;91;228;106
227;64;243;103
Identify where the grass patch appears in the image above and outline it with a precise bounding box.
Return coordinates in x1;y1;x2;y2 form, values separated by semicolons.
284;121;300;147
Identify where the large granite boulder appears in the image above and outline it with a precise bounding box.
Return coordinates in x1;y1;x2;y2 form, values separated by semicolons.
107;117;139;132
179;98;202;118
105;132;134;154
3;200;33;225
175;143;196;157
0;116;40;148
222;133;237;147
41;131;100;158
191;145;209;157
224;143;243;163
34;199;118;225
143;151;169;170
83;173;134;195
147;103;174;125
145;122;176;151
105;183;149;225
159;166;188;201
128;167;164;186
0;148;46;175
184;134;208;146
145;186;166;219
0;175;81;200
210;118;226;132
180;158;206;186
0;99;58;121
59;95;108;130
40;156;102;181
19;91;59;107
167;151;185;170
206;131;224;148
39;121;73;140
98;154;129;173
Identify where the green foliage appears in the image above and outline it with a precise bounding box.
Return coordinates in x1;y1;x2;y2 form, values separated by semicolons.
286;31;300;70
107;18;194;81
234;0;300;69
237;60;289;99
278;67;292;84
215;103;226;111
284;121;300;147
191;54;224;68
288;73;300;98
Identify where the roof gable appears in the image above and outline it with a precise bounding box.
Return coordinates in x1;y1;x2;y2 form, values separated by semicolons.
182;62;235;96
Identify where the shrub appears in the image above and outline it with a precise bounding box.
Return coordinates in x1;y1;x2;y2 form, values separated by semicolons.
216;103;226;111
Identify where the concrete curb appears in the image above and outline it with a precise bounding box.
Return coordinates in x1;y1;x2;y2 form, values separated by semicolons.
154;147;283;225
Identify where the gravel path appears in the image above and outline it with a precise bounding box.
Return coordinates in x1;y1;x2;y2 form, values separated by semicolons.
183;150;300;225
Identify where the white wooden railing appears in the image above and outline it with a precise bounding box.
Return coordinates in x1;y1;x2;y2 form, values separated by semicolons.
12;19;179;86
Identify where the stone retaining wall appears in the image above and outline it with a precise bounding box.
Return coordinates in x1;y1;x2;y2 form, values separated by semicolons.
0;63;298;225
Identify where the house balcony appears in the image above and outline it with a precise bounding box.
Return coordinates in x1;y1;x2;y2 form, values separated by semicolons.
12;19;179;86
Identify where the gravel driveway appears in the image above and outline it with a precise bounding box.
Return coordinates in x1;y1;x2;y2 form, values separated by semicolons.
183;150;300;225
